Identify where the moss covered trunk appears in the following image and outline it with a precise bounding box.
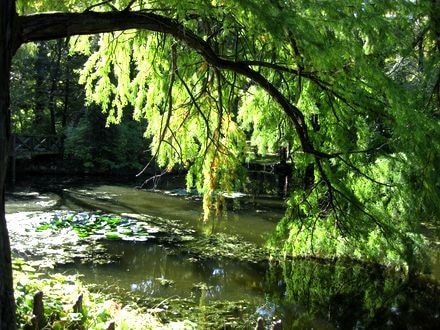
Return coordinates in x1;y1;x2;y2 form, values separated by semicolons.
0;0;17;328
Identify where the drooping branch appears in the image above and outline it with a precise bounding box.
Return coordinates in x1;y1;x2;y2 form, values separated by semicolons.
136;42;177;178
315;158;389;237
18;10;335;159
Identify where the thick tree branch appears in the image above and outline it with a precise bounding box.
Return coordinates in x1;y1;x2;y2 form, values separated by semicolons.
18;10;334;159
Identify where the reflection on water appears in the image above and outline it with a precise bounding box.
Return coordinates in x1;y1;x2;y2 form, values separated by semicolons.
59;241;266;302
267;261;440;329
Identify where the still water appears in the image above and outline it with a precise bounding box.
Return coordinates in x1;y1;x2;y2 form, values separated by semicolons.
6;178;440;329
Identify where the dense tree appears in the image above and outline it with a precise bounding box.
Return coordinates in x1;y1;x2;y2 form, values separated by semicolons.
1;0;439;327
11;40;70;134
63;103;147;172
11;40;148;172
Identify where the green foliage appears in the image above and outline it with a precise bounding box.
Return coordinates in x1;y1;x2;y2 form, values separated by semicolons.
10;36;147;174
10;43;38;132
10;39;83;135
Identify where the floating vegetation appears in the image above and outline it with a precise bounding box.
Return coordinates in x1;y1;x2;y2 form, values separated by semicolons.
138;296;254;329
9;210;268;272
185;233;268;264
35;212;160;241
8;212;116;267
156;278;175;287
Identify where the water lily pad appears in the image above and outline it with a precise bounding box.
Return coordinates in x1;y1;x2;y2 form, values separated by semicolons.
105;232;121;240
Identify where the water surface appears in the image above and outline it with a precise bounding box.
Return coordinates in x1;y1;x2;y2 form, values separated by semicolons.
6;179;440;329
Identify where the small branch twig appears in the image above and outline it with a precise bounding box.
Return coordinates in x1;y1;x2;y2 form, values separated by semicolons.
84;0;117;12
140;169;168;189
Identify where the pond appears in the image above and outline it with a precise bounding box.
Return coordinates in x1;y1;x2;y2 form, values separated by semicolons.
6;177;440;329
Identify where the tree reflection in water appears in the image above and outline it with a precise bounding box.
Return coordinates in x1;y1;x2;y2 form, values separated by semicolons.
264;260;440;328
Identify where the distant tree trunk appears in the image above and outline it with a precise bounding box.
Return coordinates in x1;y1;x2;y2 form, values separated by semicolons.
62;76;69;130
276;147;292;197
0;0;17;328
33;41;46;131
303;114;320;189
303;163;315;190
47;39;64;135
432;0;440;51
60;40;70;157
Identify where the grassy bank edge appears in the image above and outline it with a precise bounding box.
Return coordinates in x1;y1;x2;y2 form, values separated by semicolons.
13;259;196;330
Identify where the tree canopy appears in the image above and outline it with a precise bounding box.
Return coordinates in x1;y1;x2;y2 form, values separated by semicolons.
1;0;439;326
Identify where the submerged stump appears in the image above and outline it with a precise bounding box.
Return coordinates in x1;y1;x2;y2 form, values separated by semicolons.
32;291;45;329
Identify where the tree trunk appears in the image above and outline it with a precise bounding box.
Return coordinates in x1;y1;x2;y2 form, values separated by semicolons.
60;66;69;157
0;0;17;328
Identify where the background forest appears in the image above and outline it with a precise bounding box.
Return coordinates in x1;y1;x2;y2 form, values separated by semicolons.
11;39;147;173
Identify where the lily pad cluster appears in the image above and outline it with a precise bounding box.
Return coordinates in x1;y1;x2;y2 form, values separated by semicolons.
8;212;117;267
36;212;161;241
34;211;268;264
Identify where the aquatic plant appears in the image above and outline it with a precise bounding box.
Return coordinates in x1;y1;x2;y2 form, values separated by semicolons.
35;212;156;241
